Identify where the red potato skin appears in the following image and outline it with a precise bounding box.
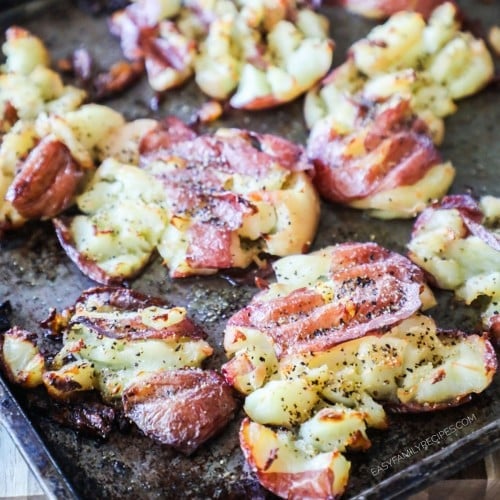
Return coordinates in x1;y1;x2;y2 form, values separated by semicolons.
412;194;500;252
138;116;315;273
53;217;138;286
141;22;196;78
490;315;500;347
139;116;197;152
239;418;348;500
109;6;194;90
108;6;157;61
382;330;497;412
6;137;84;220
74;286;171;311
307;99;441;204
228;242;425;358
122;368;239;454
328;0;452;19
139;116;312;175
185;222;234;269
44;286;172;335
66;286;208;341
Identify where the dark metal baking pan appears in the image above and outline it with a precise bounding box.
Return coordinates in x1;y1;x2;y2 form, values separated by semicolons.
0;1;499;498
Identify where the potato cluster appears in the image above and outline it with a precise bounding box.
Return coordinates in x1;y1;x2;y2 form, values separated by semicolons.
111;0;334;108
305;3;493;143
408;195;500;335
0;28;127;231
0;287;239;454
1;292;212;401
223;250;497;499
0;3;498;499
0;27;320;280
303;2;493;219
55;123;320;281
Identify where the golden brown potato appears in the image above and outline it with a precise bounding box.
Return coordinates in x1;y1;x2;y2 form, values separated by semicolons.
239;418;351;499
48;287;213;401
0;327;45;388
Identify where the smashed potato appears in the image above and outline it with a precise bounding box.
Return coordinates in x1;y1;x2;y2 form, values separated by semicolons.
110;0;334;108
203;8;334;109
147;119;321;277
304;2;494;140
223;246;497;498
54;158;169;284
408;194;500;335
0;326;45;388
0;27;85;123
0;287;238;453
0;28;128;232
307;95;455;219
57;116;320;282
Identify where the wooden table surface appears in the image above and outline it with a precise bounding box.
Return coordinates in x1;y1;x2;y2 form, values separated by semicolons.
1;421;499;499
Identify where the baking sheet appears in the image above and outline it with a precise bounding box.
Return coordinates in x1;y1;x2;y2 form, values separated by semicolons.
0;1;499;498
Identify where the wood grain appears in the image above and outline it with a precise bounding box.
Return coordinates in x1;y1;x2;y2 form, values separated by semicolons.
0;424;45;498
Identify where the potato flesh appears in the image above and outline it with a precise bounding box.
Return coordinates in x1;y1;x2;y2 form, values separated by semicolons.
192;4;333;107
226;262;494;499
95;119;158;165
42;297;213;401
298;406;370;453
408;199;500;329
304;3;494;134
0;28;135;231
70;158;169;278
128;0;333;104
1;28;49;75
0;121;38;228
291;314;494;407
51;323;212;400
0;29;85;122
349;161;455;219
1;294;214;402
243;368;329;427
1;331;45;388
240;419;351;499
302;3;493;220
231;313;493;497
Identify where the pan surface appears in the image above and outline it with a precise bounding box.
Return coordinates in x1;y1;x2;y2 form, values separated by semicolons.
0;1;499;498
